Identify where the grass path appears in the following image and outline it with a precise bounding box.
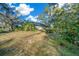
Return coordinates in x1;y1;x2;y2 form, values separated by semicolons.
0;31;59;56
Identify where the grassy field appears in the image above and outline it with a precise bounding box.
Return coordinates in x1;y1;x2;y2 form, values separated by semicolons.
0;31;60;56
0;31;79;56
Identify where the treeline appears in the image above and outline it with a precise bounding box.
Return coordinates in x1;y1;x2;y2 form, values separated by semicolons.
0;3;20;32
0;3;36;32
38;3;79;46
15;22;36;31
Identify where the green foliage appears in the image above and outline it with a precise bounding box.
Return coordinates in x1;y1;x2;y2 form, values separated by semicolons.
0;28;3;32
14;26;23;31
22;22;36;31
0;3;22;31
14;22;37;31
49;4;79;45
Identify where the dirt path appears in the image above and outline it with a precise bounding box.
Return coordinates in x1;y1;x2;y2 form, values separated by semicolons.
0;31;45;41
0;31;59;56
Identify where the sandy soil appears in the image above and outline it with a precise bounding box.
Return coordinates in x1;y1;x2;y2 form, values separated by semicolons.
0;31;59;56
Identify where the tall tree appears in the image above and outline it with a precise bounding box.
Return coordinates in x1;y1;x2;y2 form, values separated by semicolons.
0;3;20;31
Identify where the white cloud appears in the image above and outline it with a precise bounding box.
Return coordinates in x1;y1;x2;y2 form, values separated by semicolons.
58;3;64;8
34;15;38;19
26;15;38;22
25;15;42;23
15;4;34;16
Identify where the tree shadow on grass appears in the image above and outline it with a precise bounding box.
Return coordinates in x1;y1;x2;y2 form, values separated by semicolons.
0;47;17;56
0;38;17;56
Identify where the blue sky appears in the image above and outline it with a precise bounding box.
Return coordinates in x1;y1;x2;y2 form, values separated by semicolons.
26;3;48;16
8;3;64;22
10;3;48;16
0;3;64;22
9;3;48;22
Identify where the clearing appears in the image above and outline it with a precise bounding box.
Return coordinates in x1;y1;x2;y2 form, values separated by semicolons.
0;31;59;56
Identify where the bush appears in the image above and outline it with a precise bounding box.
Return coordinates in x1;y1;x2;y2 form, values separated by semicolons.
22;22;36;31
48;4;79;46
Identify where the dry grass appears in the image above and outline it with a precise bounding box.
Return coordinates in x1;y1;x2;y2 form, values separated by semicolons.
0;31;59;56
